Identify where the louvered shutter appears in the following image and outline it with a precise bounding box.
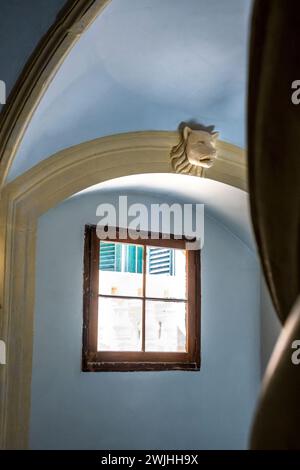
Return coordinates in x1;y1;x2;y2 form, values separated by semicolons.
99;242;122;271
148;248;174;275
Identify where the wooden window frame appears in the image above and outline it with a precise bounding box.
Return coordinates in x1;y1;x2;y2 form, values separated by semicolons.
82;225;201;372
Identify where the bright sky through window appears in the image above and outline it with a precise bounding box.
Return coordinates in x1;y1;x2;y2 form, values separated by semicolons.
98;241;187;352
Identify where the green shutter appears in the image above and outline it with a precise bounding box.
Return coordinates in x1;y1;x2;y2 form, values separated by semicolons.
125;245;143;273
137;246;143;273
100;242;143;273
99;242;122;271
148;248;174;275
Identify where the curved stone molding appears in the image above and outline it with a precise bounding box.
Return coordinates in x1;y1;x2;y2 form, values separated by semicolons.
0;0;111;187
0;131;246;449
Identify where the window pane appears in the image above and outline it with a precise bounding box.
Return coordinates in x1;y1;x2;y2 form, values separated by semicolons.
145;300;186;352
98;297;142;351
99;241;144;297
146;247;186;299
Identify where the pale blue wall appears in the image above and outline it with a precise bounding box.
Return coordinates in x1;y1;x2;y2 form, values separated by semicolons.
30;188;260;449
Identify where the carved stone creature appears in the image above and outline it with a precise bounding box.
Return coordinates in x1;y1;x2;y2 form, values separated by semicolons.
170;126;219;176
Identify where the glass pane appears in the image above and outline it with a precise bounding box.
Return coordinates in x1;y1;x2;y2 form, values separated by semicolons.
99;241;143;297
98;297;142;351
145;301;186;352
146;247;186;299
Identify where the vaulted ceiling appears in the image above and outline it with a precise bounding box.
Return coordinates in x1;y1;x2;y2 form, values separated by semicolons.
0;0;254;247
0;0;67;113
4;0;252;181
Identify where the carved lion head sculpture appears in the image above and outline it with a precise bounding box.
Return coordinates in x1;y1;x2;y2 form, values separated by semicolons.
170;126;219;176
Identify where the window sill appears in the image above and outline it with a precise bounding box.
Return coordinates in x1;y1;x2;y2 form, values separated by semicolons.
82;361;200;372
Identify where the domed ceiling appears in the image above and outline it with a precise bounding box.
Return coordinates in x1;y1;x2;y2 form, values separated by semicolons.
8;0;252;181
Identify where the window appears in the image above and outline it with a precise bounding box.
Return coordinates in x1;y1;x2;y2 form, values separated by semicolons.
82;226;200;371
